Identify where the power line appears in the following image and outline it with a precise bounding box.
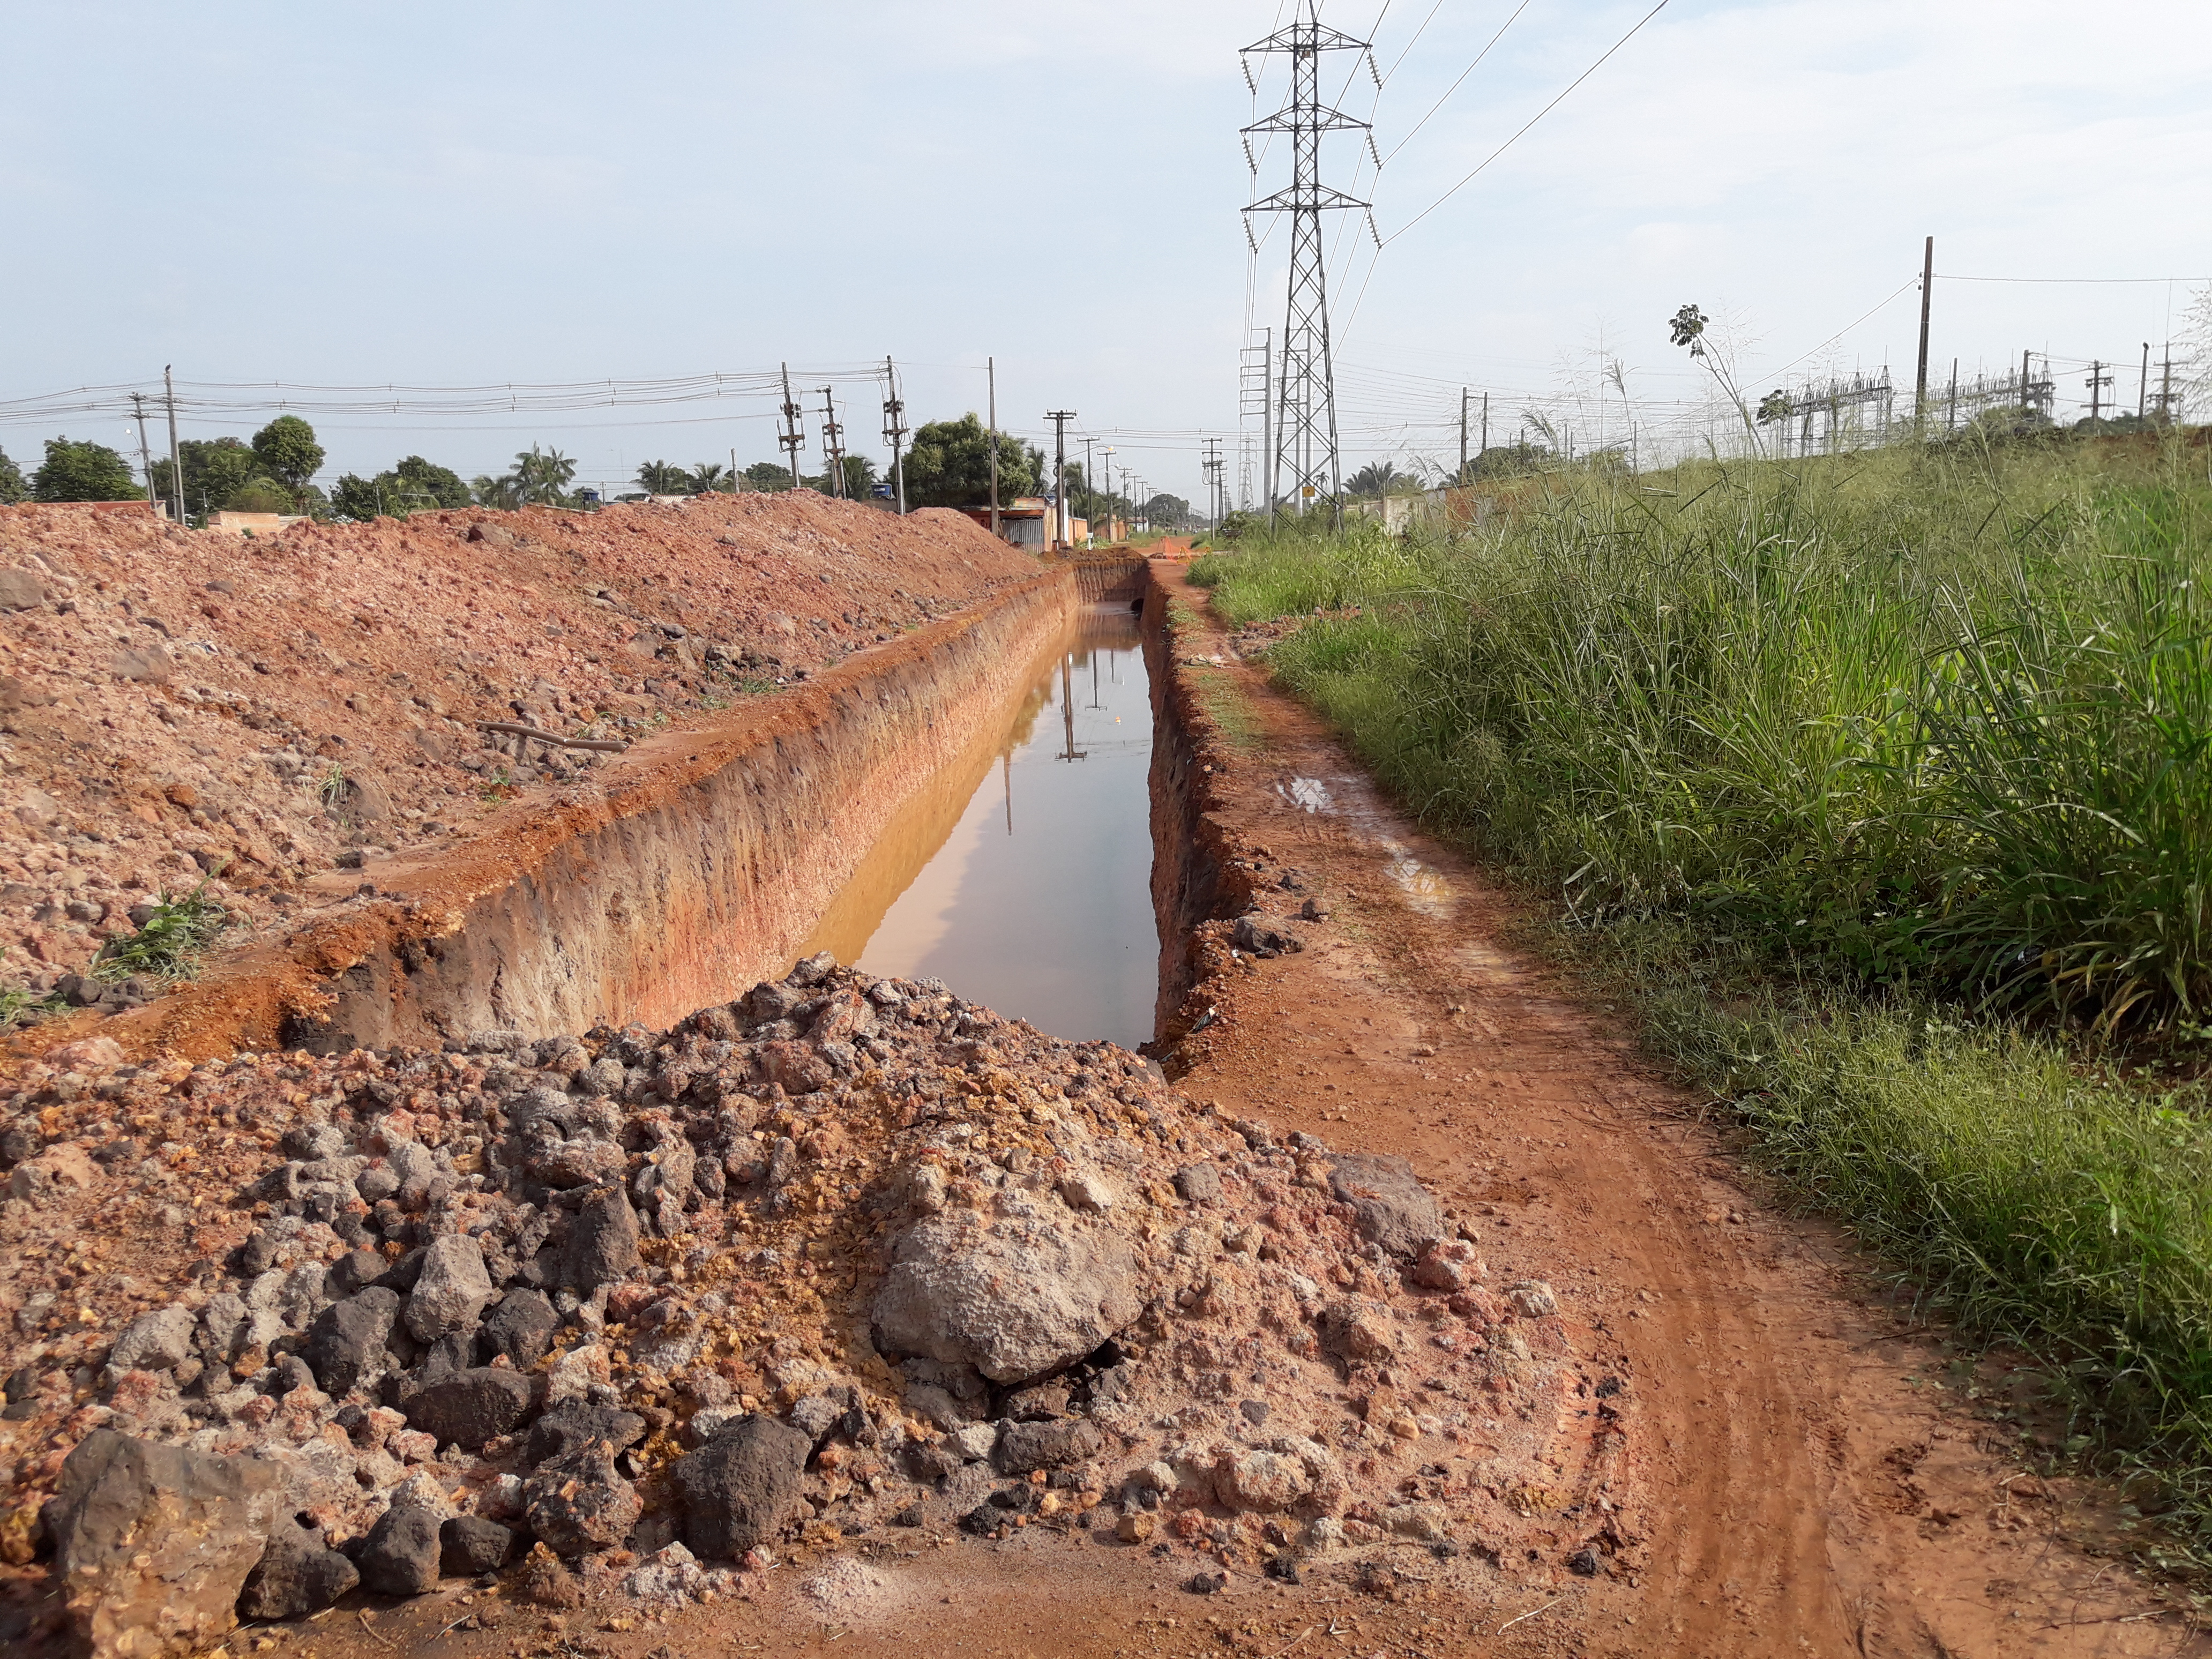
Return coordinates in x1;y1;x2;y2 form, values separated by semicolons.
1385;0;1672;245
1380;0;1537;166
1935;273;2211;285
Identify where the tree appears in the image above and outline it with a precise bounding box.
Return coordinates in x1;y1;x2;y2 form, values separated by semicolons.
900;414;1042;509
505;445;577;506
1344;461;1401;499
805;455;879;497
472;474;525;510
331;455;470;520
687;462;734;495
1140;492;1192;529
743;461;796;492
637;460;690;494
152;436;259;514
0;447;25;505
251;416;325;492
1669;302;1762;453
31;437;139;502
1468;440;1551;480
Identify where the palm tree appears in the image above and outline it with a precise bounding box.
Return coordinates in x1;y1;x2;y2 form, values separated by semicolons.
687;462;733;494
1344;461;1401;499
472;473;524;509
636;460;689;494
507;445;578;505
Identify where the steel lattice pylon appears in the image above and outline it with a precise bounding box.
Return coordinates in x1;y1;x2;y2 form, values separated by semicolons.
1243;3;1372;524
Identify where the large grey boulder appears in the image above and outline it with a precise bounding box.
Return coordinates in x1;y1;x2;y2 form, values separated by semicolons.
524;1441;640;1557
107;1305;196;1372
482;1288;561;1367
49;1430;282;1657
238;1515;359;1620
872;1211;1148;1384
1327;1153;1445;1259
672;1415;810;1560
563;1187;640;1291
406;1233;493;1342
301;1286;401;1395
357;1501;442;1596
402;1367;535;1451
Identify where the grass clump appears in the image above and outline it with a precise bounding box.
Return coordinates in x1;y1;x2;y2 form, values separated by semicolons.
1193;431;2212;1523
91;881;230;986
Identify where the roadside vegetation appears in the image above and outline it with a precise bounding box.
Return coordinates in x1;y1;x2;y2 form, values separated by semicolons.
1193;429;2212;1542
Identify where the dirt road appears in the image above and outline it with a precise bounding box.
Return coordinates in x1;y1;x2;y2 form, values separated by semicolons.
1141;560;2201;1657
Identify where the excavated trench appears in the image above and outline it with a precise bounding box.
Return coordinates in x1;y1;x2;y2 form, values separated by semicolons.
89;554;1218;1062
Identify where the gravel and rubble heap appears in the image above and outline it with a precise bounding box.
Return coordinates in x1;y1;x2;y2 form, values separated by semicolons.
0;955;1621;1652
0;494;1035;996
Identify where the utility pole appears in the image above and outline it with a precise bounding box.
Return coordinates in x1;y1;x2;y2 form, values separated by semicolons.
1044;410;1077;549
731;446;741;493
2086;360;2111;421
1082;437;1095;547
1458;388;1469;484
1201;437;1224;526
2139;343;2151;420
1102;446;1117;541
1481;393;1490;460
128;394;158;512
988;357;1000;540
881;356;909;514
1243;3;1373;525
1914;235;1934;433
817;387;845;498
162;365;184;525
778;364;805;491
2021;349;2034;416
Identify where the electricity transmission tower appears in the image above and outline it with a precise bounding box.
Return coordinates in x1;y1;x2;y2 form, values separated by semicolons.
1243;3;1373;525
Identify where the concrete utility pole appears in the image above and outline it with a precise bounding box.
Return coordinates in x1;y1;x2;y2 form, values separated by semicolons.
1045;409;1077;549
1914;236;1934;431
129;394;158;511
1101;446;1117;541
1243;3;1372;524
881;356;909;514
2139;342;2151;419
778;364;806;491
162;365;184;524
817;387;845;498
988;357;1000;540
1082;437;1095;548
2086;361;2112;421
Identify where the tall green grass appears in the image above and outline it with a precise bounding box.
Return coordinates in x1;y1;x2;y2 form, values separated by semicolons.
1195;435;2212;1525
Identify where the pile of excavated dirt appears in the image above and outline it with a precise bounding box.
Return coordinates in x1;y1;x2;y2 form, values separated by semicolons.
0;955;1602;1654
0;495;1035;1006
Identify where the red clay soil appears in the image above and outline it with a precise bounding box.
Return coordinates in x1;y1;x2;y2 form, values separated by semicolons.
0;494;1035;1004
237;565;2211;1659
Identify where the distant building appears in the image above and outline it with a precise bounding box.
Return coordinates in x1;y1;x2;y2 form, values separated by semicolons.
958;497;1090;549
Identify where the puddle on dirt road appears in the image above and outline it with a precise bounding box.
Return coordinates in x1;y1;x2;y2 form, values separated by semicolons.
803;607;1158;1048
1274;771;1457;919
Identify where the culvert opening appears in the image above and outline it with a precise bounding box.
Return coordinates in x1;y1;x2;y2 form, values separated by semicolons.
799;602;1160;1049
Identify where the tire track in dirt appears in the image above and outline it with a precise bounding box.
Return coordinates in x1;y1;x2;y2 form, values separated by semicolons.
1149;559;2200;1657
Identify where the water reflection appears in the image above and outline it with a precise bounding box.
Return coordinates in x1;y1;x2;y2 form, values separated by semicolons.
802;607;1158;1048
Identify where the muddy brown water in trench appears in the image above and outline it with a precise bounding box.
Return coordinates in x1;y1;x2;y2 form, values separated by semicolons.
801;604;1158;1048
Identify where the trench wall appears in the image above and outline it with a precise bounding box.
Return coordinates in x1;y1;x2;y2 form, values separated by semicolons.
81;567;1093;1060
1142;564;1253;1047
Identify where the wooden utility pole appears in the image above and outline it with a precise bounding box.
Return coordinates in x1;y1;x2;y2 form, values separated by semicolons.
1914;236;1934;431
162;365;184;524
988;357;1000;540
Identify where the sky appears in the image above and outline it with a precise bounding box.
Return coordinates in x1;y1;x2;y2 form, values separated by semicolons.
4;0;2209;507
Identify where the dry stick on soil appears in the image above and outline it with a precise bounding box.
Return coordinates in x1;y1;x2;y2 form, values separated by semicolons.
474;720;630;753
1497;1595;1564;1632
